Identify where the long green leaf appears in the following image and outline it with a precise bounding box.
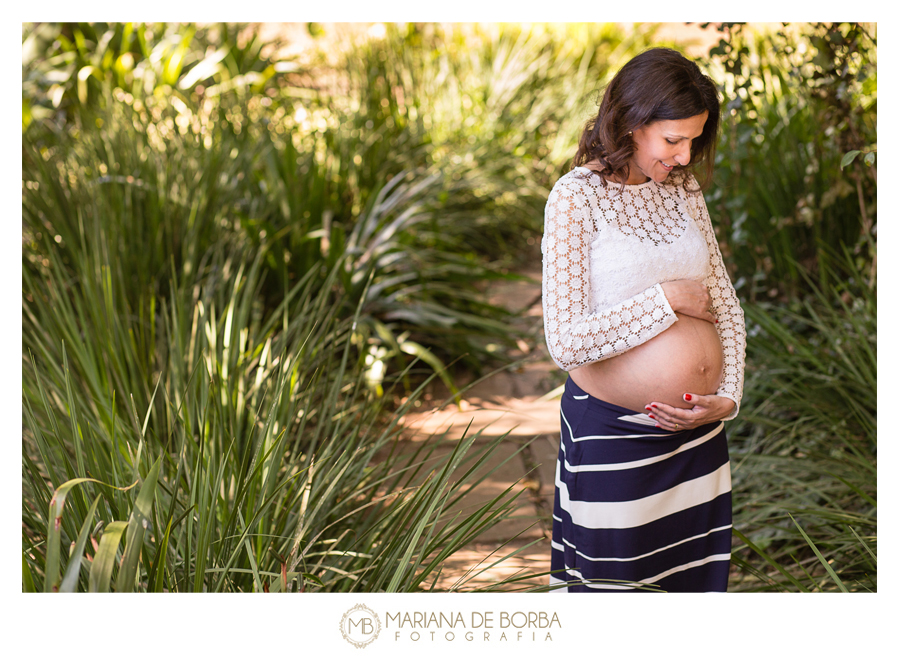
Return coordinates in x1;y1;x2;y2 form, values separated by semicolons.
45;476;127;592
847;525;877;566
23;554;37;593
790;515;849;593
60;494;103;592
116;455;162;592
238;510;263;594
732;527;810;592
61;343;85;480
89;521;128;593
150;515;174;593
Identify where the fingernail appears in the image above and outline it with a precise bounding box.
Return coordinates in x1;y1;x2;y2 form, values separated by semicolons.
715;320;719;324
651;404;658;409
684;394;692;401
648;414;656;419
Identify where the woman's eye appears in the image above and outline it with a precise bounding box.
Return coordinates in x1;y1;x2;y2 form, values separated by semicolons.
666;139;678;145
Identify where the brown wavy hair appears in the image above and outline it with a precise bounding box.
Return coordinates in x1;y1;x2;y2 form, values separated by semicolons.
574;48;721;192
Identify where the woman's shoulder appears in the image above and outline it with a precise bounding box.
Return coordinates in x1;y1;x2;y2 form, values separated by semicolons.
553;166;596;187
545;168;607;230
549;166;610;201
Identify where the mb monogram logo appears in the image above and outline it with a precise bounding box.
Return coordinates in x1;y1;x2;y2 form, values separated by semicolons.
340;604;382;648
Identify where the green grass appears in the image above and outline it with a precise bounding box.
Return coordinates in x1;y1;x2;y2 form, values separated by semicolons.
23;234;536;591
728;249;876;591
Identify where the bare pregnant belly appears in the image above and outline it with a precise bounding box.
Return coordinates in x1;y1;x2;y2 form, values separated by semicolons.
569;314;724;414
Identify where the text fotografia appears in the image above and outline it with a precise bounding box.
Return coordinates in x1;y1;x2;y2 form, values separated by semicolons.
386;611;561;642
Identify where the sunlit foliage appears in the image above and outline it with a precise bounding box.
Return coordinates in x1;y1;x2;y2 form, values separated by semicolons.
22;22;875;592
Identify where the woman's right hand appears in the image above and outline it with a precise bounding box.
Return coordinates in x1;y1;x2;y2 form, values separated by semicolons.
660;280;716;324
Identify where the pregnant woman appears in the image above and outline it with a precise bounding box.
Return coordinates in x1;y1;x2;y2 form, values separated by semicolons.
542;48;746;592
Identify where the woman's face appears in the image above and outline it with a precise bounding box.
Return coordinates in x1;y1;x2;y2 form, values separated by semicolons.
627;112;709;184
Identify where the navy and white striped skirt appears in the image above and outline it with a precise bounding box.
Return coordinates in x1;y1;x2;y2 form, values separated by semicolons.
550;376;732;592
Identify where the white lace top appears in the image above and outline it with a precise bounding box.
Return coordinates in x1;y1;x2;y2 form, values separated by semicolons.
541;167;746;419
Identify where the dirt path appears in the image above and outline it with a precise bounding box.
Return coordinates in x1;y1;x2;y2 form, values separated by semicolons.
399;261;567;591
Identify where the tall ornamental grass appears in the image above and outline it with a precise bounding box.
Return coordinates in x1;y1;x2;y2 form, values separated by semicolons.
697;23;878;591
23;228;535;592
23;22;661;382
22;94;534;591
728;250;876;591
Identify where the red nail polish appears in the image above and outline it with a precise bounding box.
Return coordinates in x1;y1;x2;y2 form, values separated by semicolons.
648;414;656;419
684;394;692;401
651;404;658;409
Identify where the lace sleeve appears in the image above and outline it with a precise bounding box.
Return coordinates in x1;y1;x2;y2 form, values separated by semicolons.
686;176;747;420
541;177;678;372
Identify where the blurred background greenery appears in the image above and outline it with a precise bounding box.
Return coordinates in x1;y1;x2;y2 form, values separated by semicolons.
22;22;875;592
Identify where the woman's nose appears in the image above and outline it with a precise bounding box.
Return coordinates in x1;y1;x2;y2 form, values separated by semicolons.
674;142;691;166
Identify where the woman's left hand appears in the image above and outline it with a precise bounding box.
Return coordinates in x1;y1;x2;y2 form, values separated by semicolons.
644;394;735;431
